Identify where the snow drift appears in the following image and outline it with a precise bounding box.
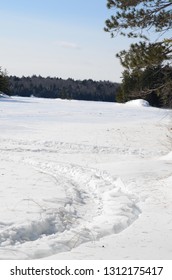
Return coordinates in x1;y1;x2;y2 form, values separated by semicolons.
125;99;150;107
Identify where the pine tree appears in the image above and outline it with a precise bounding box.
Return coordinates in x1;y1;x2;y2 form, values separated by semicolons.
105;0;172;40
104;0;172;107
0;67;9;94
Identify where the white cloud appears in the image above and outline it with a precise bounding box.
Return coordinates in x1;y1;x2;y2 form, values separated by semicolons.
56;40;81;50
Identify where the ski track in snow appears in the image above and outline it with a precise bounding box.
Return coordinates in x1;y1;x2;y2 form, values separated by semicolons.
0;154;141;259
0;138;164;157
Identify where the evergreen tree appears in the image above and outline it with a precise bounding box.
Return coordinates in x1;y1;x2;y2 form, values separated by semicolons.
117;65;172;107
0;67;9;94
105;0;172;40
104;0;172;107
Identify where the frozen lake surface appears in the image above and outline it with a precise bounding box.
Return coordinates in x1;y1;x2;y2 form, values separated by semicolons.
0;96;172;259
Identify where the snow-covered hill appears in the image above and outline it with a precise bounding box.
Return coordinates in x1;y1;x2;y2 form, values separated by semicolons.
0;96;171;259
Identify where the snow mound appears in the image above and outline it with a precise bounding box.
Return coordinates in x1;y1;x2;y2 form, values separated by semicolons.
160;151;172;160
0;92;10;99
125;99;150;107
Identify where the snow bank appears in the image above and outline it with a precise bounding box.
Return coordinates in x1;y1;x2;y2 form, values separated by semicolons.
0;92;10;99
125;99;150;107
160;151;172;160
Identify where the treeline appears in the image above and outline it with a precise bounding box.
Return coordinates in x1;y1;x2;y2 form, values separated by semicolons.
8;75;119;102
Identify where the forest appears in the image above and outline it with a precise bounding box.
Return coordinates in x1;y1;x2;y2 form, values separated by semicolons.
8;75;119;102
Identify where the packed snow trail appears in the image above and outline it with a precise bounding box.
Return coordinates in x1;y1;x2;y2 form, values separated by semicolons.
0;156;140;259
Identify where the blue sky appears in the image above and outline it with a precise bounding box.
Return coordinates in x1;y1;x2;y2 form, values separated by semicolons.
0;0;130;82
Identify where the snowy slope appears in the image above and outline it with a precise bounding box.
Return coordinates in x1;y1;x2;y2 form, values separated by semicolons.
0;96;171;259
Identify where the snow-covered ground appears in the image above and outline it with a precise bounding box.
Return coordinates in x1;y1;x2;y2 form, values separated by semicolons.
0;95;172;260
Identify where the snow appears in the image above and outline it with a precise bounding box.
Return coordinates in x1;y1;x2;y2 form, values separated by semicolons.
0;96;172;260
160;151;172;160
0;92;11;99
125;99;150;107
